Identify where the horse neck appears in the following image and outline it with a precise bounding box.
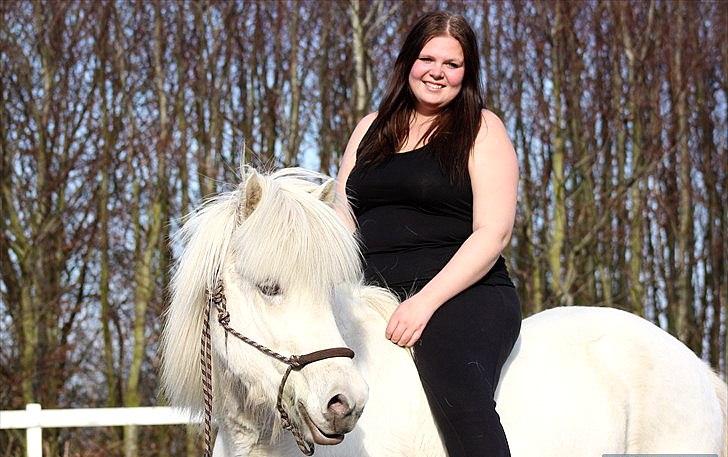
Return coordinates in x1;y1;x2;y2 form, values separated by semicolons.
336;287;418;383
333;285;445;454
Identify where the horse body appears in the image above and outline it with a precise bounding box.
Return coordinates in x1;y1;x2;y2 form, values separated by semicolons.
241;289;727;457
162;168;726;457
497;306;727;456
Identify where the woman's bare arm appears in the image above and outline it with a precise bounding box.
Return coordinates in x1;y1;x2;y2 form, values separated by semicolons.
334;112;378;232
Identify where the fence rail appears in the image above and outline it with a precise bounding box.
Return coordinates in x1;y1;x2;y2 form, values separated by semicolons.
0;403;199;457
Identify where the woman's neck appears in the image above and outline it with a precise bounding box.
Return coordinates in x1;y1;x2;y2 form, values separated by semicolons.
411;111;438;128
407;112;439;148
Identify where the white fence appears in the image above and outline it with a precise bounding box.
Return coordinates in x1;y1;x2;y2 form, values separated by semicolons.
0;403;199;457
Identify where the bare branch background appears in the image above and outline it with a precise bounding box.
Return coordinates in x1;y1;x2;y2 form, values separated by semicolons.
1;1;725;455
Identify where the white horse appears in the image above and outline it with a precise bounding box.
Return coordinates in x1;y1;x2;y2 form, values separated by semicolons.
161;167;727;457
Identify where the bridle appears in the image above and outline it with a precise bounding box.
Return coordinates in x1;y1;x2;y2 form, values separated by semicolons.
200;277;355;456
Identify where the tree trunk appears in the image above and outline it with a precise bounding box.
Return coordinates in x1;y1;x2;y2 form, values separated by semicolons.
671;3;698;352
349;0;369;122
546;2;569;306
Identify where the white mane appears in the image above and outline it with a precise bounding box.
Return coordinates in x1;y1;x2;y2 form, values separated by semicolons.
356;284;399;321
160;167;363;415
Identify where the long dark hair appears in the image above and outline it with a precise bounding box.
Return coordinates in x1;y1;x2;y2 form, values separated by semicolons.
356;11;484;185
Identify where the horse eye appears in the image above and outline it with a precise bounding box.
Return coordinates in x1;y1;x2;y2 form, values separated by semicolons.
257;281;281;297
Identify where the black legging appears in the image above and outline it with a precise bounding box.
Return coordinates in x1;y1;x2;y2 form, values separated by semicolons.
405;283;522;457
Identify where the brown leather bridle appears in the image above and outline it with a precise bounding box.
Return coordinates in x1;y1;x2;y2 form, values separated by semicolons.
201;277;355;456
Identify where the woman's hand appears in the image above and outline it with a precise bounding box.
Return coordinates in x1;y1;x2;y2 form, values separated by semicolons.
385;294;437;347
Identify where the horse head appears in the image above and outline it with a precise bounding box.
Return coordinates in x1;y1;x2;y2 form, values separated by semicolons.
161;167;368;452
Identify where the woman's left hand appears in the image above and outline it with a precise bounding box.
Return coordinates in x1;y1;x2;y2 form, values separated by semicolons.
385;295;437;347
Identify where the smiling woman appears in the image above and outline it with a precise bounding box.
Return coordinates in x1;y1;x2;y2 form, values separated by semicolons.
336;11;521;457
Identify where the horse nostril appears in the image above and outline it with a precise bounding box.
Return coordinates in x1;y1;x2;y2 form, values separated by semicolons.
327;394;352;417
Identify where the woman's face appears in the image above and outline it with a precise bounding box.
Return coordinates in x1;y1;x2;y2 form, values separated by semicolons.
408;35;465;115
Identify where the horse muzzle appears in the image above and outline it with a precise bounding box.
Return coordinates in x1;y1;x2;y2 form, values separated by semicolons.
299;393;364;445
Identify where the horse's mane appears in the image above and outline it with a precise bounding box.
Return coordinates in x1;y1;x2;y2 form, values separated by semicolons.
357;285;399;322
160;167;363;416
233;168;361;293
160;185;239;415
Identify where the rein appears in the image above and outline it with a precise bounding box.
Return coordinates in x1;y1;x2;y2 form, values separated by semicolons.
201;277;355;456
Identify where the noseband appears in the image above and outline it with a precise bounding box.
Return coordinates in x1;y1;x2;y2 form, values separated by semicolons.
201;278;355;456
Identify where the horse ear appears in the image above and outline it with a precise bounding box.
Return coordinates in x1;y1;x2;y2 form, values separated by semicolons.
237;168;263;222
313;178;336;205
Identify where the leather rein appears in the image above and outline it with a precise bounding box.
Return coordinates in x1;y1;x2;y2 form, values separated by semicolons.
201;277;355;456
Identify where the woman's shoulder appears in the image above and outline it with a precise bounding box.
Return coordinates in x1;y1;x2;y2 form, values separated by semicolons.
479;109;506;133
342;112;379;161
473;109;511;153
357;111;378;133
339;112;379;177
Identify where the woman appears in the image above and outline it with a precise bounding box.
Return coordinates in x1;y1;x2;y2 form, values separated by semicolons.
335;11;521;457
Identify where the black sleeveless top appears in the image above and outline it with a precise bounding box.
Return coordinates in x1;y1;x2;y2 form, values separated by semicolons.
346;142;514;291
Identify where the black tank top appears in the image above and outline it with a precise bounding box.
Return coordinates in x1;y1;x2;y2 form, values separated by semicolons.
346;142;514;291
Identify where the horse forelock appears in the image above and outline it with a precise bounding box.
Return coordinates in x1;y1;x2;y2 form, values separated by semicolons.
233;170;362;294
